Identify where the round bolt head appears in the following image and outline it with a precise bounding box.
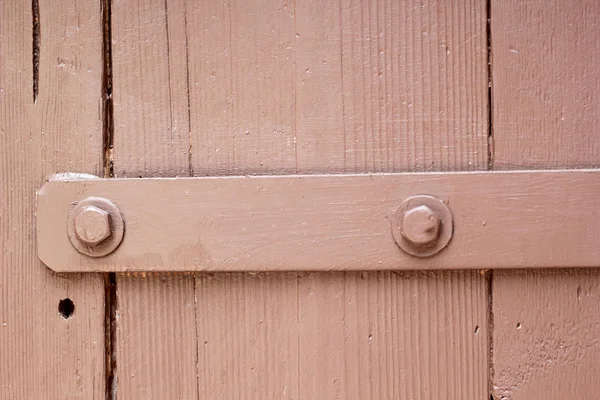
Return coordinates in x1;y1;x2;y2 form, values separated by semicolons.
392;195;453;258
74;205;112;246
67;197;125;257
401;205;441;246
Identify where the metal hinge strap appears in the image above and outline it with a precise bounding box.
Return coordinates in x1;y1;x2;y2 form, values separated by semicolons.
37;170;600;272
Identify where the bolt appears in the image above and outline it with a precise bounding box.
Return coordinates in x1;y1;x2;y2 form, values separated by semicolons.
73;205;112;246
401;205;441;246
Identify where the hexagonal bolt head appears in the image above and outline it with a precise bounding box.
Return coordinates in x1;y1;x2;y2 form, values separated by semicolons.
73;205;112;246
401;205;441;246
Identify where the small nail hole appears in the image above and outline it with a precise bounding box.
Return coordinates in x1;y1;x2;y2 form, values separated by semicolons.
516;322;522;330
58;298;75;319
474;325;480;334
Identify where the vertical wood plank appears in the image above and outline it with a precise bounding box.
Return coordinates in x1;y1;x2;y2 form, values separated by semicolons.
0;0;105;398
296;0;488;173
186;0;297;175
196;273;298;399
299;272;488;399
492;270;600;399
491;0;600;398
116;275;198;399
186;1;300;398
112;0;190;178
296;0;489;398
491;0;600;170
295;0;345;172
111;0;198;398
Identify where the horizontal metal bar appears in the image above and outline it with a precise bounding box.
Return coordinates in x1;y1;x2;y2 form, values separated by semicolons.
37;170;600;272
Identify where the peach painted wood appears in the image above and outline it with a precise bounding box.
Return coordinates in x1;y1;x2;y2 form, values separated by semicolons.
111;0;197;397
291;1;488;398
0;0;105;398
38;170;600;273
299;271;488;399
294;0;489;173
491;0;600;170
187;0;297;175
492;270;600;399
195;273;299;398
491;0;600;398
116;274;198;399
109;0;489;398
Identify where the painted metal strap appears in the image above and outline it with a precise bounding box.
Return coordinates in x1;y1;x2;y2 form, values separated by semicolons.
37;170;600;272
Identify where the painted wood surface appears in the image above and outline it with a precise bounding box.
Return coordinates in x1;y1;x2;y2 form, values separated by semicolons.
38;170;600;272
110;0;489;398
298;271;488;399
111;0;198;398
0;0;105;398
492;270;600;399
491;0;600;398
4;0;598;397
116;274;198;399
491;0;600;170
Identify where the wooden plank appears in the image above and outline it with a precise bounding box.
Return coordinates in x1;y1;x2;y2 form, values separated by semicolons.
295;0;489;173
39;169;600;272
186;1;300;397
0;0;105;398
491;0;600;398
492;269;600;399
299;271;488;398
196;273;299;399
112;0;190;178
294;0;345;172
111;0;197;398
491;0;600;169
116;274;198;399
186;0;297;175
296;0;488;397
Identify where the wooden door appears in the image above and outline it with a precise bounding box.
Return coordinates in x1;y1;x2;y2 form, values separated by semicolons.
1;0;598;399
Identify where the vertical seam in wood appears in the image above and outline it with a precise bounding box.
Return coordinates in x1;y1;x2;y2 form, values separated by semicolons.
184;6;199;395
32;0;40;103
104;273;118;400
102;0;117;398
102;0;114;179
163;0;175;149
486;0;495;397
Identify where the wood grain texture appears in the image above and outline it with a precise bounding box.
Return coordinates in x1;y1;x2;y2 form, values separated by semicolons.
491;0;600;169
196;273;299;399
112;0;190;178
293;1;489;397
296;0;488;172
111;0;197;398
38;170;600;272
492;270;600;399
110;0;489;397
299;271;488;399
0;0;105;398
186;0;297;175
491;0;600;398
187;2;301;397
116;274;198;399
